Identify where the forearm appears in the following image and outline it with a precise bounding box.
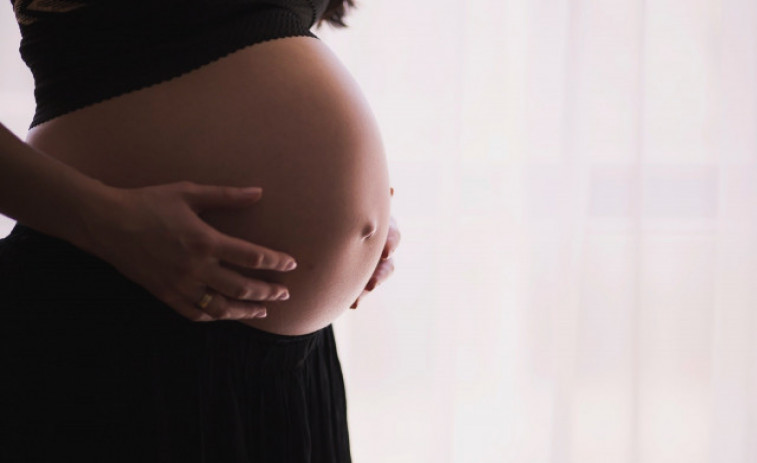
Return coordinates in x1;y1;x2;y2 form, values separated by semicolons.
0;121;117;249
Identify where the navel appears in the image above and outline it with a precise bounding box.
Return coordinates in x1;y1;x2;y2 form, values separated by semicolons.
360;221;377;240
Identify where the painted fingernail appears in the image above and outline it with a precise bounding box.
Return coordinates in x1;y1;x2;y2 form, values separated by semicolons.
381;250;389;259
350;301;358;309
367;280;376;291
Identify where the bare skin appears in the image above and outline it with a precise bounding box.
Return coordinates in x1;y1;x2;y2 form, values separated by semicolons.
351;211;400;309
25;36;393;335
0;122;299;323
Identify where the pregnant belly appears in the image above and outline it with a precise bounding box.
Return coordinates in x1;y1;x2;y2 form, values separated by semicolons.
24;36;392;336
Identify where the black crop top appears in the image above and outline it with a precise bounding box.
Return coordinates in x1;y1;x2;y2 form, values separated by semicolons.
10;0;329;129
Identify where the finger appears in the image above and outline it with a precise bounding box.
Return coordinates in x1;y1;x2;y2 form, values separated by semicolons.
367;259;395;290
147;284;218;322
192;289;268;321
381;217;401;260
183;184;263;212
204;265;290;301
171;300;216;322
350;285;373;309
350;298;360;309
349;287;374;310
350;259;396;310
213;232;297;271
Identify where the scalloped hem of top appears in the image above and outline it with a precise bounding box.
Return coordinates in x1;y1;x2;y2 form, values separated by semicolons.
28;31;321;130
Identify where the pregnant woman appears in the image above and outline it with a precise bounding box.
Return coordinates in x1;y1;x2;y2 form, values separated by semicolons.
0;0;400;461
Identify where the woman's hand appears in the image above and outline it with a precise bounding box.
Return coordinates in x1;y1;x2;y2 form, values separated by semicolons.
79;181;298;322
350;208;401;310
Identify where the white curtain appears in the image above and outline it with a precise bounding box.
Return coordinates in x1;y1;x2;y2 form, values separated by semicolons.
2;1;756;462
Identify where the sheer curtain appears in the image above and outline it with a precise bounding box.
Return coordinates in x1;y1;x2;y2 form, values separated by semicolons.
2;1;756;462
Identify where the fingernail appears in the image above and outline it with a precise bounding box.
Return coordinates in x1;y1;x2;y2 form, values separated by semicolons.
350;301;358;309
256;310;267;318
284;260;297;270
278;290;290;300
390;187;394;197
367;280;376;291
381;250;389;259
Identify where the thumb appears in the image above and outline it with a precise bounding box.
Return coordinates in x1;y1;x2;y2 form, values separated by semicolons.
183;184;263;212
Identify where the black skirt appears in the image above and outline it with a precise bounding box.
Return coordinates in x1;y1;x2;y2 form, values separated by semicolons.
0;223;351;462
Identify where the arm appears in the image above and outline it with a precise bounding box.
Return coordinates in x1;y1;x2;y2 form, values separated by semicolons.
0;120;297;322
0;121;114;250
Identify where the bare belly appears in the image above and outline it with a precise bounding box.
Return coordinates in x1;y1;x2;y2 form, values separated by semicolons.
24;36;392;335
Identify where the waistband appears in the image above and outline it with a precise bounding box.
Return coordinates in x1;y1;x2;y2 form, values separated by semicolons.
2;222;326;345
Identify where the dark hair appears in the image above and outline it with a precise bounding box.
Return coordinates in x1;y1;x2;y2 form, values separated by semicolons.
316;0;357;28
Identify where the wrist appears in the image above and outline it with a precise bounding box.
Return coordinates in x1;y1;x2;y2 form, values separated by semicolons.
62;179;125;257
0;125;128;252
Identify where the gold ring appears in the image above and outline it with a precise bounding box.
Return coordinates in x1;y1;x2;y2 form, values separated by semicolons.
196;291;214;310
